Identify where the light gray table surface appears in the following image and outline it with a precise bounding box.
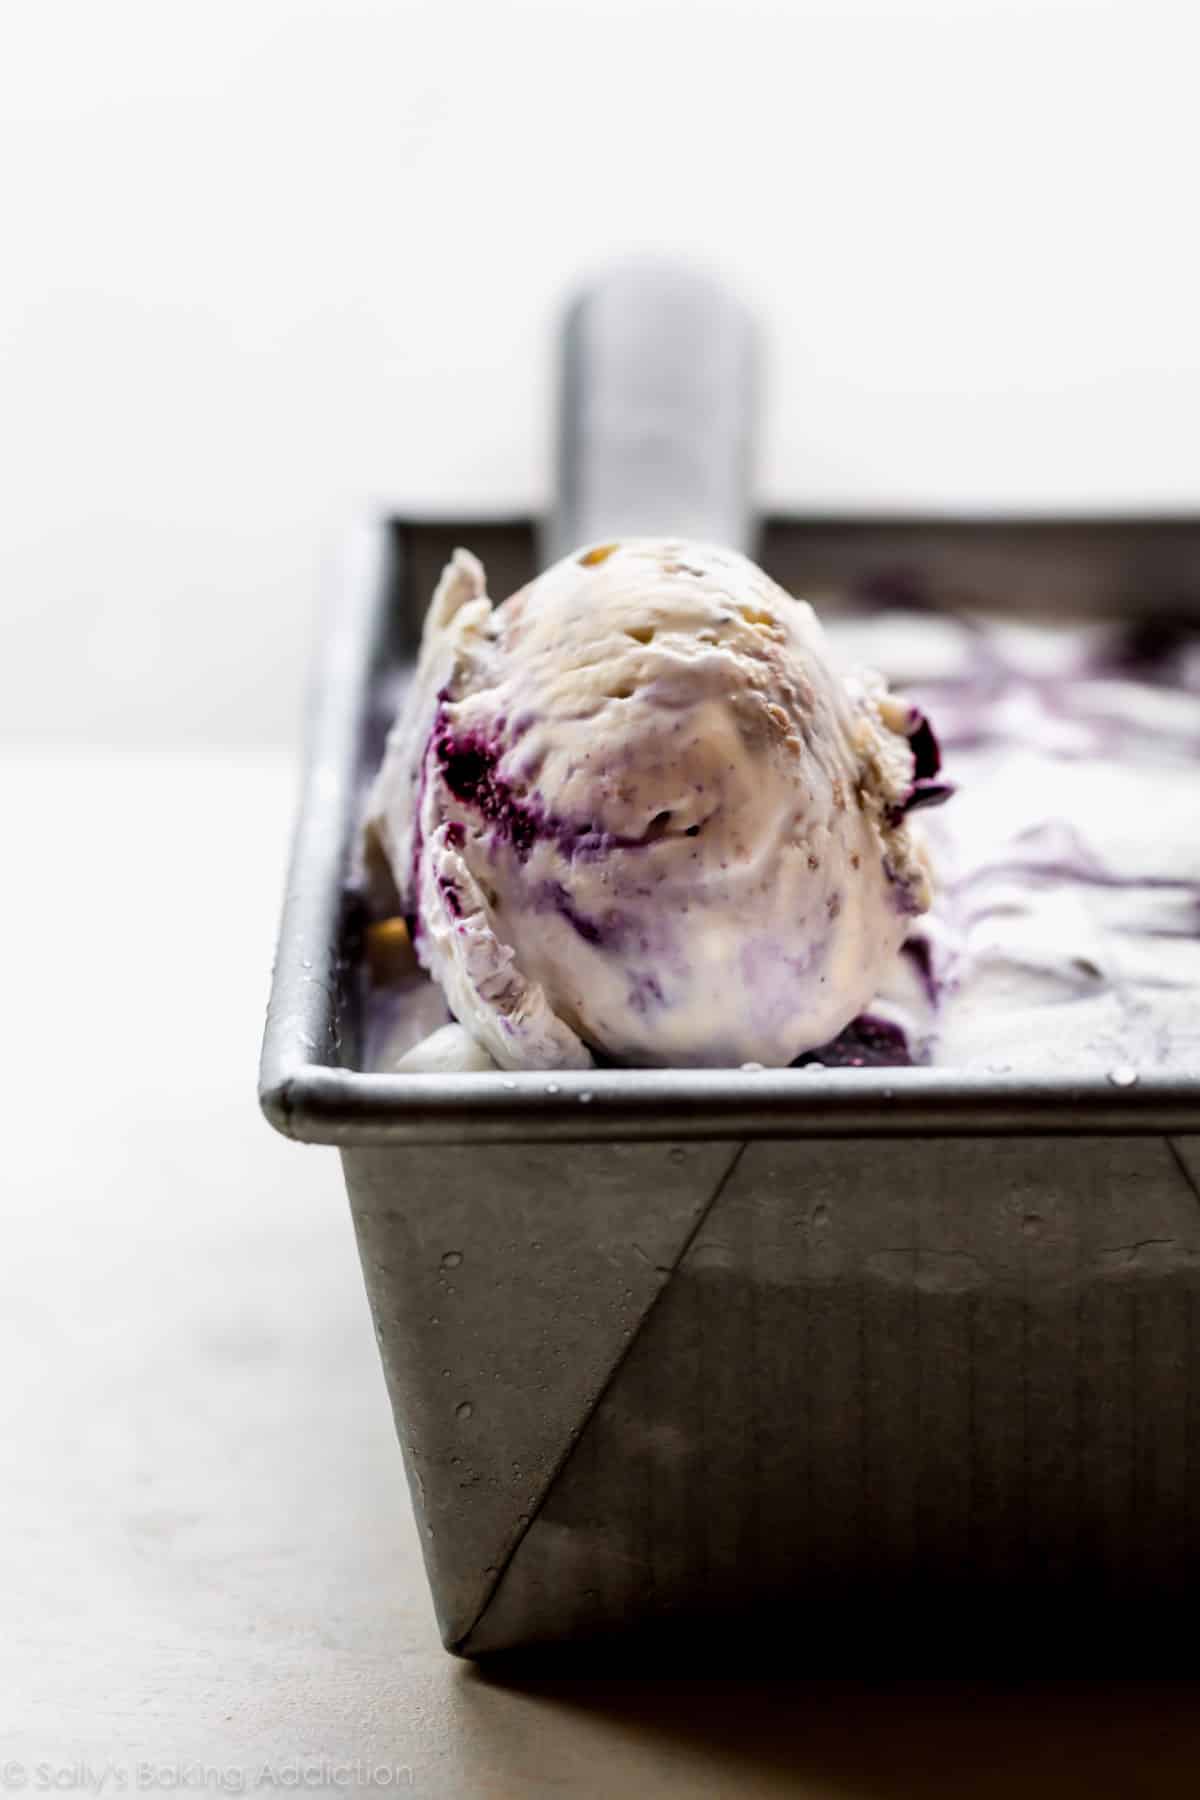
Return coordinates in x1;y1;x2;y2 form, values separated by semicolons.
4;748;1200;1798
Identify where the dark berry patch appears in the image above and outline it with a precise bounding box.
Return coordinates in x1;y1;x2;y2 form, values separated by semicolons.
795;1013;912;1068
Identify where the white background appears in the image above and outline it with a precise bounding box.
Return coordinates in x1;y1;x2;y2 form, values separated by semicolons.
3;0;1199;747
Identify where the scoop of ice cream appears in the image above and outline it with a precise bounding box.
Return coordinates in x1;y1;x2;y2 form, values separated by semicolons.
364;538;942;1070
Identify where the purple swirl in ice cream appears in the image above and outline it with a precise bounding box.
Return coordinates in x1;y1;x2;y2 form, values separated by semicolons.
827;599;1200;1075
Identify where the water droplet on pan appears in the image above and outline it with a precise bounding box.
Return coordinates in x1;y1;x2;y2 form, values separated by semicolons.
440;1250;463;1270
456;1401;474;1422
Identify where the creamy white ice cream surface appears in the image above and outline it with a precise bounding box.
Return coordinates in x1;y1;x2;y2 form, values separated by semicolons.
848;606;1200;1078
363;543;1200;1081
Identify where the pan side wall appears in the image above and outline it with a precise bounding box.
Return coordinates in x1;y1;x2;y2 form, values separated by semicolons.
460;1134;1200;1652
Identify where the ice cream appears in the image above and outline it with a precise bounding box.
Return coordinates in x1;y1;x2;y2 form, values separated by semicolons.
363;538;944;1070
832;604;1200;1077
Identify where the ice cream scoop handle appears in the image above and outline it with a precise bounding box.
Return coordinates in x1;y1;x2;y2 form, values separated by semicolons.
546;262;757;565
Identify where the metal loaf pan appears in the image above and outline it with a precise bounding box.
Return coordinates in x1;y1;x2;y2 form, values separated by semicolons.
261;271;1200;1657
